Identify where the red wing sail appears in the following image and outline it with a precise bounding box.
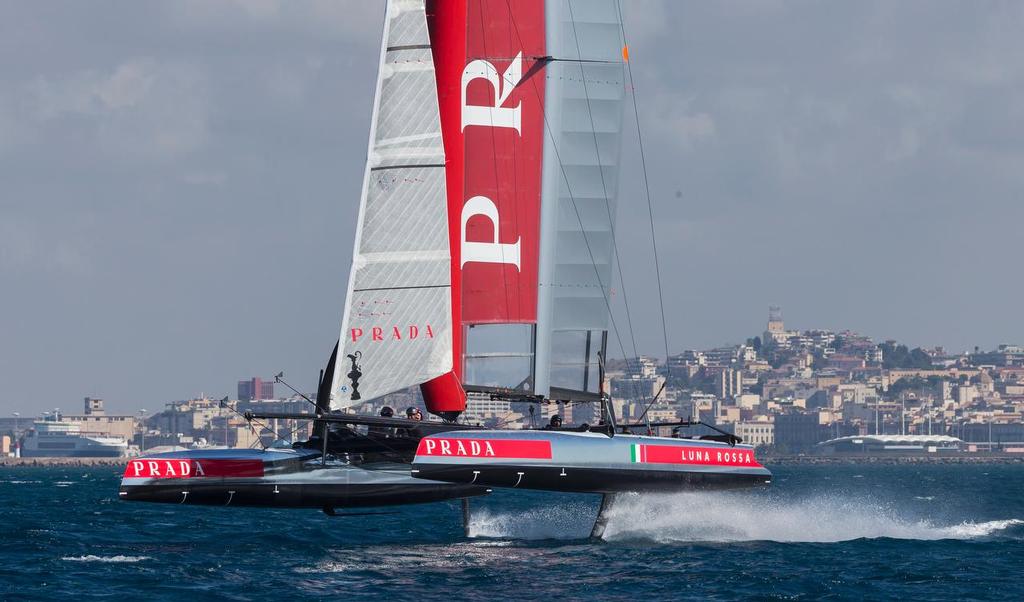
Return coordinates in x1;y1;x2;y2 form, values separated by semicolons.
424;0;626;413
460;0;545;324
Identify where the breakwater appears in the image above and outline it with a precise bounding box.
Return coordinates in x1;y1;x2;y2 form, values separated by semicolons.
0;457;126;467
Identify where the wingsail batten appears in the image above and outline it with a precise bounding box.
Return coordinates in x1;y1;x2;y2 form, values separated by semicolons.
331;0;454;410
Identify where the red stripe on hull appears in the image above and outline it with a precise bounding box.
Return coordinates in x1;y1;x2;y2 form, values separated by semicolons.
123;459;265;479
638;445;763;468
416;437;552;459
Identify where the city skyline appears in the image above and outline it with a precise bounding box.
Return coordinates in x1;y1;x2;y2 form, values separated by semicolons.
6;310;1021;418
4;2;1024;414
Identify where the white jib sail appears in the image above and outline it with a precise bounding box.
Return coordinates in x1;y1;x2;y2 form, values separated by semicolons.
330;0;452;410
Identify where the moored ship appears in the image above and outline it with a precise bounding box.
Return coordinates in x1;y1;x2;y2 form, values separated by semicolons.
22;411;128;458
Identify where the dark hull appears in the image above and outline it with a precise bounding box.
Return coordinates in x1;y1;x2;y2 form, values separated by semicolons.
414;464;770;494
411;431;772;494
119;448;488;510
22;449;125;458
119;480;487;508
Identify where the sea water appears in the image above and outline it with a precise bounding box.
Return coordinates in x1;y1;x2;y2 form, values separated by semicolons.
1;464;1021;600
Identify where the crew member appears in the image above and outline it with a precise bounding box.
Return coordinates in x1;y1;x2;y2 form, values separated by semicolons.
406;407;423;421
545;415;563;430
369;406;395;437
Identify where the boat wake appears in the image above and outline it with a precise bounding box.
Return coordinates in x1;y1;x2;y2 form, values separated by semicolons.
468;492;1023;543
62;555;151;563
602;492;1024;543
469;503;598;540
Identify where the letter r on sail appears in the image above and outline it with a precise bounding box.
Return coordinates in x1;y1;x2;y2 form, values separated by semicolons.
461;53;523;133
461;196;521;269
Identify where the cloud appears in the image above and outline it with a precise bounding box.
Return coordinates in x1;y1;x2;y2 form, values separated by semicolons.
163;0;383;42
669;109;717;150
0;217;94;277
24;59;209;159
182;170;227;186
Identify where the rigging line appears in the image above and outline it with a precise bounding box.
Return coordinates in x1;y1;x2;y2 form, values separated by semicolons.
500;2;632;374
565;0;646;408
616;0;672;379
634;381;667;427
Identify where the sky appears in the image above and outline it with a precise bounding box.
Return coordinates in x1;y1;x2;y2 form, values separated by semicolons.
2;1;1023;415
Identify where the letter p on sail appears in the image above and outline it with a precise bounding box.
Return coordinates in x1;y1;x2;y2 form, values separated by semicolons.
461;196;521;269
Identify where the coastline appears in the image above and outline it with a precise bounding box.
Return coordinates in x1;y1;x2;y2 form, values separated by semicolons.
765;454;1024;465
0;457;127;467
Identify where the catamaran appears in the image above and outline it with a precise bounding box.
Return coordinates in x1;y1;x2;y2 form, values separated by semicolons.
120;0;770;537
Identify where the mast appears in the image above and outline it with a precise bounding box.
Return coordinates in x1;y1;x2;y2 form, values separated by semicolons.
422;0;470;419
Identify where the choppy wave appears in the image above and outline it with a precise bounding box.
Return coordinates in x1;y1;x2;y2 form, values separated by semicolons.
469;503;596;539
469;492;1023;543
63;555;150;563
602;492;1023;543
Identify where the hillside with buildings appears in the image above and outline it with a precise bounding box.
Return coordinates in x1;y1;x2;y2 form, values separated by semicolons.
3;308;1023;458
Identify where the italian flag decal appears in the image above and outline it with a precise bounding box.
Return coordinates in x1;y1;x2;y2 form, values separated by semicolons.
630;443;761;467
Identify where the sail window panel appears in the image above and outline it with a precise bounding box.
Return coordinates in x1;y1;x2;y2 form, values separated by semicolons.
464;323;535;392
587;352;602;392
551;329;588;360
549;330;588;393
465;323;534;354
549;329;603;393
549;365;585;393
464;356;534;392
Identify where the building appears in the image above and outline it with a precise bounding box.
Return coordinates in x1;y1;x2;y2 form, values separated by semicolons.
463;394;514;426
774;412;830;452
716;368;743;399
817;434;962;456
238;377;275;401
61;398;137;442
625;356;659;378
610;375;663;401
734;421;774;447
